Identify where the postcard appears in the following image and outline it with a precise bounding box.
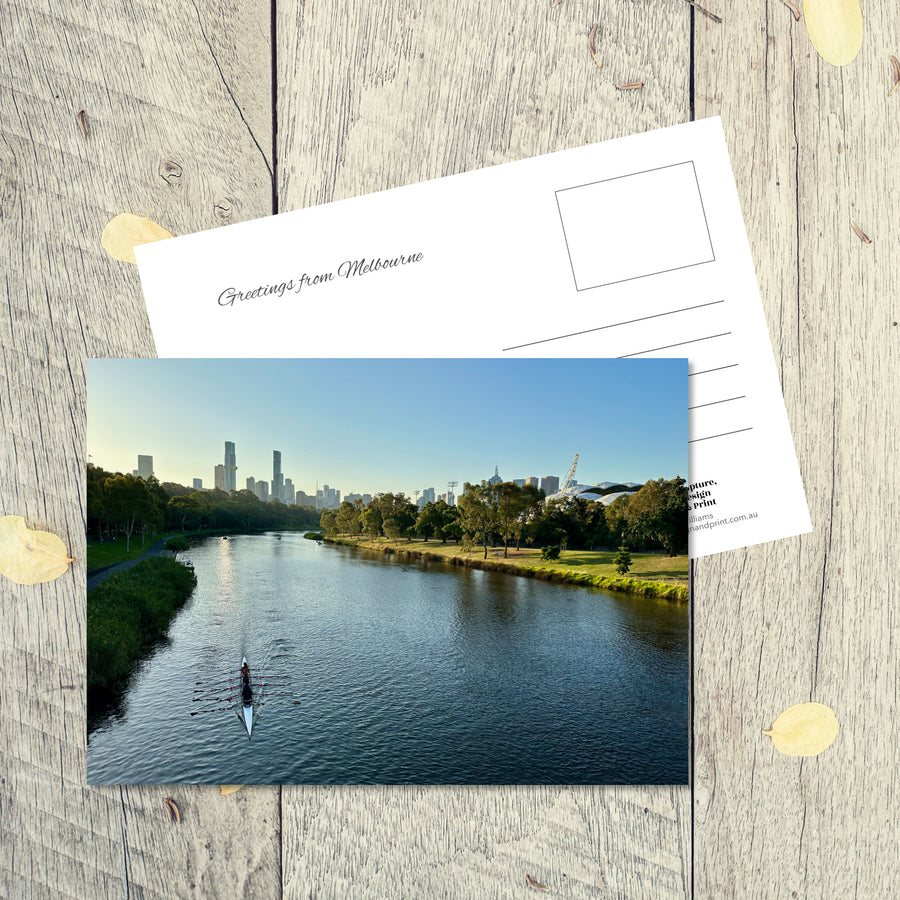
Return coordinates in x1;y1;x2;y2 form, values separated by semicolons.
86;357;688;785
135;116;812;557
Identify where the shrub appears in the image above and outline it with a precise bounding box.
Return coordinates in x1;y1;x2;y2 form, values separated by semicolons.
540;545;561;560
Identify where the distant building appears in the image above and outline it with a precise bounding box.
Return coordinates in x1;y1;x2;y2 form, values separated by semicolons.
540;475;559;496
524;476;539;488
488;465;502;485
513;478;526;487
344;492;366;506
246;476;255;493
422;487;436;504
137;455;153;480
295;490;315;507
224;442;237;492
132;469;139;477
214;464;226;491
284;478;295;505
193;478;203;490
273;451;284;503
255;480;269;502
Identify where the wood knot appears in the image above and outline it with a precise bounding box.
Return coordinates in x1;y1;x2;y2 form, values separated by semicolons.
159;160;183;185
214;198;233;221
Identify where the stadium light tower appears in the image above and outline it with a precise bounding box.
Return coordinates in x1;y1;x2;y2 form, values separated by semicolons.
447;480;458;506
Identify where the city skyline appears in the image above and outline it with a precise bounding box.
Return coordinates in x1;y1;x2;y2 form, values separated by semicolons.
87;359;689;498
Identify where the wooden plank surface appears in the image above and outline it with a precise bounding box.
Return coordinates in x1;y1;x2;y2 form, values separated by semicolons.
277;1;692;897
693;2;900;897
0;0;278;897
2;0;897;896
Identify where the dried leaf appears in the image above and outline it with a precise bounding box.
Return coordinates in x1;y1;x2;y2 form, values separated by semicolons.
779;0;802;19
164;798;182;824
683;0;722;23
762;702;839;756
588;24;602;70
0;515;74;585
616;82;645;90
525;873;550;892
803;0;863;67
221;785;244;796
889;55;900;96
101;213;173;264
850;220;873;244
76;109;88;139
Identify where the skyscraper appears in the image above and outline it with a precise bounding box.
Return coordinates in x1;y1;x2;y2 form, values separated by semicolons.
255;480;269;502
540;475;559;496
193;478;203;490
488;465;503;485
246;476;256;493
214;464;226;491
524;476;539;488
284;478;295;505
224;441;237;493
137;455;153;481
273;450;284;502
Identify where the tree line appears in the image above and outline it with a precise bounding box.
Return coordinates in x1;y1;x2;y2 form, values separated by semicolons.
319;477;688;558
87;465;321;550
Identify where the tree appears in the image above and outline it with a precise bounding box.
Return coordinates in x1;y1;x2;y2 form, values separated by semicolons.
495;482;525;558
168;494;202;531
626;477;688;556
457;481;498;559
415;502;444;542
614;545;632;575
104;474;152;552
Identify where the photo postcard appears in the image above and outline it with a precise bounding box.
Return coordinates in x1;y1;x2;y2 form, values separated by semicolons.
86;357;690;785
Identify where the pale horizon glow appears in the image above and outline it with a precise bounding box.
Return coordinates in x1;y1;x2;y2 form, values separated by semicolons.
87;359;688;499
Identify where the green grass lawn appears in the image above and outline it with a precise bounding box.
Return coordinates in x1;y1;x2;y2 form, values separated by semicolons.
86;534;173;570
334;537;688;585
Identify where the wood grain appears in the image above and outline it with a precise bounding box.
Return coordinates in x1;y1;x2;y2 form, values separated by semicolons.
3;0;897;894
277;0;692;897
0;0;277;896
693;2;900;896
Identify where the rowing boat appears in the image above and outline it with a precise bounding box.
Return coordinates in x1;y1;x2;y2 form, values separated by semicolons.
240;656;253;738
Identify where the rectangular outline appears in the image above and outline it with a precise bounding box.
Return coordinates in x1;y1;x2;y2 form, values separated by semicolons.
555;160;716;292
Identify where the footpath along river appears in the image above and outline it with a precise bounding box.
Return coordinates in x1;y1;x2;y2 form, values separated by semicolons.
87;531;688;785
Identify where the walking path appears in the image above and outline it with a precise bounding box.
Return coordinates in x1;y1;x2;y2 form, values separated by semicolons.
86;538;175;590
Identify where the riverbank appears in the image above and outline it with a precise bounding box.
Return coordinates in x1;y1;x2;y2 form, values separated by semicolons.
323;536;689;601
87;557;197;706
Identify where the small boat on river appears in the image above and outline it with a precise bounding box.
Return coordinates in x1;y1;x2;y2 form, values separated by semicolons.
240;657;253;738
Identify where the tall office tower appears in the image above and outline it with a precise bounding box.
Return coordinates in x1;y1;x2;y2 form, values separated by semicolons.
525;476;539;488
137;455;153;480
214;464;226;491
422;487;435;504
246;476;256;493
224;441;237;493
193;478;203;490
540;475;559;496
284;478;295;504
273;450;284;502
256;480;269;502
488;465;503;485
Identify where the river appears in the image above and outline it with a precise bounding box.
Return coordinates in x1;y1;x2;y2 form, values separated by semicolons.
87;531;689;785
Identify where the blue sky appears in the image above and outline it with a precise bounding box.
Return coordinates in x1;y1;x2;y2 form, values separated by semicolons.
86;359;687;496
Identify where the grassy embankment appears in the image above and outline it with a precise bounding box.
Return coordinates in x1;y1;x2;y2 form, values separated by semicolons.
87;557;197;699
323;536;689;601
87;525;318;571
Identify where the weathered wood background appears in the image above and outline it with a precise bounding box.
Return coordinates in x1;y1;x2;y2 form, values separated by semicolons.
1;0;897;896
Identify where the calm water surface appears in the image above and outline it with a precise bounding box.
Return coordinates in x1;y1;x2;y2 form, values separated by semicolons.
87;532;689;784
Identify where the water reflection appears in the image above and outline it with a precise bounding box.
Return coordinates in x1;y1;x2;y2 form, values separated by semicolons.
87;532;689;785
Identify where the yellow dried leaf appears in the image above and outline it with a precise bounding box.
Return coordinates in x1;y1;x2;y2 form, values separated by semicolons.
221;785;244;796
762;702;839;756
0;516;74;585
803;0;863;66
101;213;173;264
